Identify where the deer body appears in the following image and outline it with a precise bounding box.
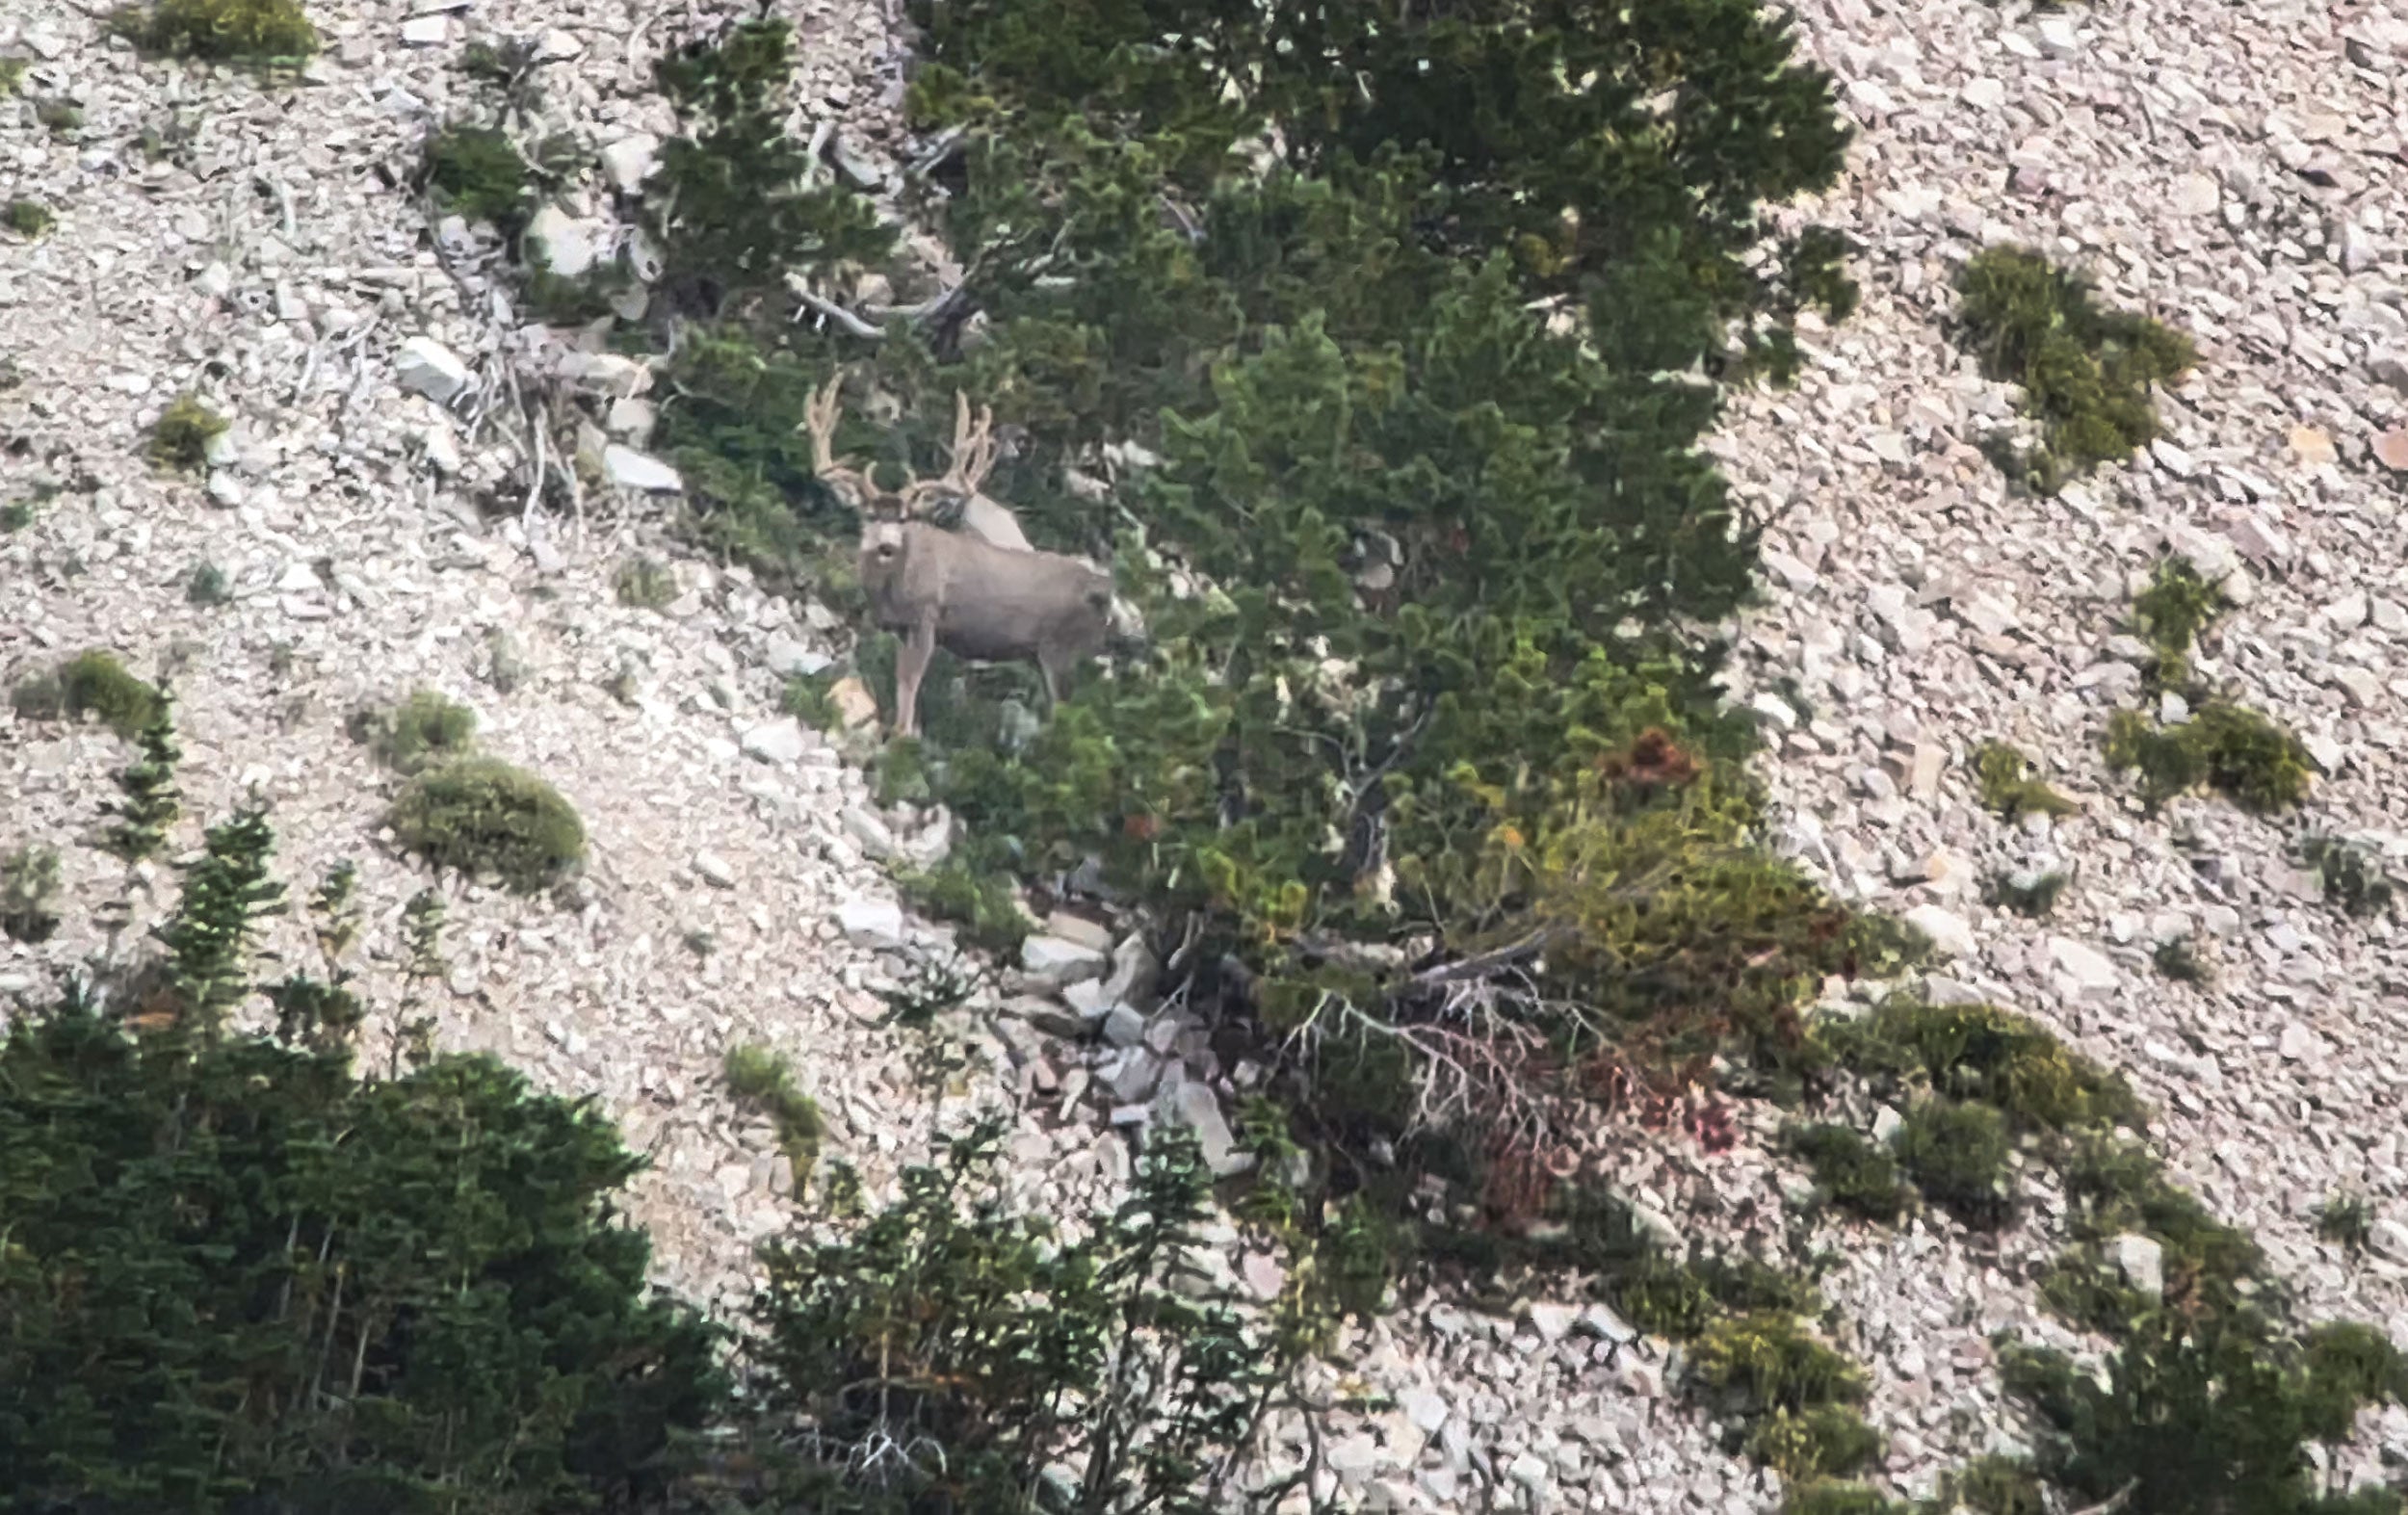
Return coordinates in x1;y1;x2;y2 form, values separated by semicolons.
807;380;1116;738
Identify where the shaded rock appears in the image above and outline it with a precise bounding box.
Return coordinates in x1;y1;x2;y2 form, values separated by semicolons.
741;718;809;766
395;336;472;404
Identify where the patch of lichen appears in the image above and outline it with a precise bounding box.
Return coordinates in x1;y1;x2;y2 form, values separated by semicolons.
1954;245;2195;493
147;393;228;472
1973;742;2078;822
110;0;318;61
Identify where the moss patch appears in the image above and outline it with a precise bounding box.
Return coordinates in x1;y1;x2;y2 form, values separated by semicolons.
112;0;318;60
722;1042;824;1185
1821;998;2142;1136
2104;703;2311;816
4;199;55;238
388;757;586;894
11;649;164;739
1954;246;2195;493
1786;1122;1908;1222
353;687;479;776
1895;1099;2013;1225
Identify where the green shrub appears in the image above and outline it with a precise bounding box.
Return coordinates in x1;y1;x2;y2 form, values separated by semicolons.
0;991;720;1510
897;855;1032;955
2105;702;2312;816
1819;998;2142;1135
147;393;227;472
2129;558;2226;689
353;686;479;775
1894;1099;2012;1225
2153;934;2212;984
3;198;53;238
1692;1311;1869;1416
1953;246;2195;492
2298;832;2395;918
2316;1191;2376;1254
722;1042;824;1182
742;1119;1296;1513
388;757;586;894
1984;868;2068;917
101;691;183;862
111;0;317;59
0;843;63;945
1974;741;2078;822
1787;1122;1907;1222
423;123;534;230
184;561;231;606
647;18;897;318
11;649;164;739
35;97;82;136
0;499;35;532
614;554;677;610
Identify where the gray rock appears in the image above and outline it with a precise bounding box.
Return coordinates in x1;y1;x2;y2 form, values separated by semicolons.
1527;1301;1579;1345
1401;1389;1452;1433
2049;936;2118;993
600;134;660;192
394;336;472;404
693;850;737;888
741;718;809;766
525;205;601;278
1100;1003;1147;1048
1043;911;1116;953
1001;994;1087;1040
842;806;896;860
2369;351;2408;395
1161;1082;1248;1176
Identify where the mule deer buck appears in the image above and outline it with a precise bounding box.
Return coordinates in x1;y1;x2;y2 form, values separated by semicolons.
802;378;1115;739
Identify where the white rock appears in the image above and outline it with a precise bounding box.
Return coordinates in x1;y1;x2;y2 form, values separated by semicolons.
765;636;828;678
2171;173;2220;217
525;205;600;278
740;718;809;765
834;897;906;949
2034;14;2081;54
2049;936;2119;992
2109;1233;2164;1298
1527;1301;1579;1345
694;850;737;888
421;424;461;474
1401;1389;1452;1433
2278;1022;2320;1062
1905;904;1976;958
394;336;473;404
1022;934;1109;983
602;445;682;492
1161;1082;1247;1176
600;134;661;192
400;14;448;45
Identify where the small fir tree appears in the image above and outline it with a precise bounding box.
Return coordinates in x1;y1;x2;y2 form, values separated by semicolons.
101;688;183;861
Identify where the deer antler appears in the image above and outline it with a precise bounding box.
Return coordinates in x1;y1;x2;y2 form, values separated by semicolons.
799;376;873;509
900;389;1000;519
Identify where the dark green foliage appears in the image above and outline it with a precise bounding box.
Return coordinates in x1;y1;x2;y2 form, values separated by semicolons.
0;500;35;532
2002;1310;2407;1515
147;392;227;471
0;58;24;93
1893;1099;2012;1225
1787;1122;1907;1222
722;1042;824;1182
2105;702;2313;816
387;757;586;894
1819;998;2143;1136
897;854;1032;955
780;668;843;730
1783;1485;1908;1515
1747;1404;1885;1484
422;123;534;230
2130;559;2226;690
614;554;677;609
1984;868;2068;917
2045;1133;2264;1333
1937;1455;2049;1515
2316;1192;2376;1254
110;0;317;59
1692;1312;1876;1482
3;198;55;237
2154;934;2213;984
12;648;164;739
647;18;896;318
1973;741;2078;822
102;691;184;861
184;560;231;606
2297;832;2395;918
1;844;63;945
151;804;286;1030
1953;246;2195;492
742;1120;1292;1514
353;686;479;775
0;991;721;1511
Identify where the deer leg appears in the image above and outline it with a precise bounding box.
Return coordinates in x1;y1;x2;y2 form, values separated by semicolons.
893;617;936;739
1037;642;1073;717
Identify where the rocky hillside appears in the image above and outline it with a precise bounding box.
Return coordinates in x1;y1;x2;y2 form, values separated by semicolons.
3;0;2406;1510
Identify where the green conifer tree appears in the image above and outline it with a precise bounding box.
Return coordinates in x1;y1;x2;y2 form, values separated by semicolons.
101;687;183;860
151;802;287;1032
